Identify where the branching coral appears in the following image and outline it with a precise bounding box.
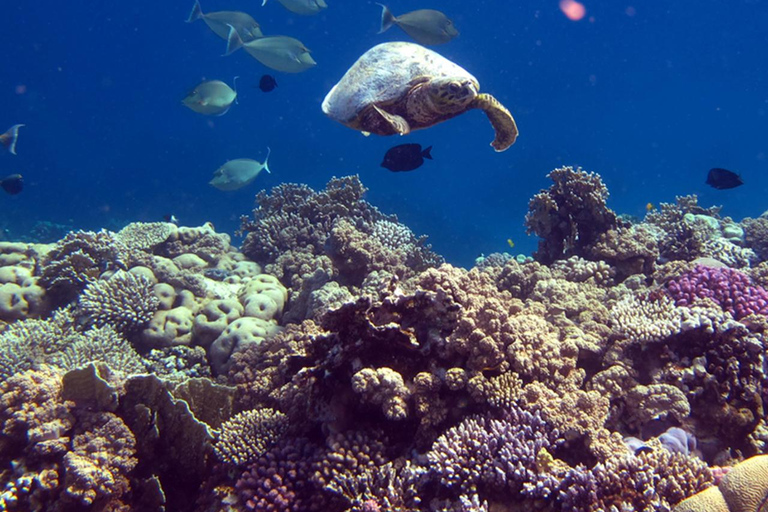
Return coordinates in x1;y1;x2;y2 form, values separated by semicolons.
77;269;160;333
525;166;617;264
558;449;713;511
39;229;128;304
427;407;564;499
214;408;288;467
239;176;441;302
62;411;137;506
240;175;389;264
645;195;723;262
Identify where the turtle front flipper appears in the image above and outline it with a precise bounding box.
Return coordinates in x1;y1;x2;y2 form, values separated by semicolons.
471;93;518;152
359;104;411;136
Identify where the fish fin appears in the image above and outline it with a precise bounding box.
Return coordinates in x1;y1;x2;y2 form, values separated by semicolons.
1;124;24;155
377;3;396;34
233;76;240;104
186;0;203;23
224;25;243;56
263;147;272;173
422;146;433;160
261;0;268;6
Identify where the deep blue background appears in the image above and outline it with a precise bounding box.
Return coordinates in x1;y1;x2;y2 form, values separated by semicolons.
1;1;766;267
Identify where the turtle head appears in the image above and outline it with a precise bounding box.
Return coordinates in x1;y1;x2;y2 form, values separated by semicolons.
427;77;479;114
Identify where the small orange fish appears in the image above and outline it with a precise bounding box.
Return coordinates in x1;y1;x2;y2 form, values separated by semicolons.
646;202;656;212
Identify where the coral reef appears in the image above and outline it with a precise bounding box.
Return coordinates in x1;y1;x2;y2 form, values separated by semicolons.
1;173;767;512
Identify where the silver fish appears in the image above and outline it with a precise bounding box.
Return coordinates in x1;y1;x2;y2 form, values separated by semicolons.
378;4;458;45
262;0;327;16
187;0;263;42
209;149;272;191
182;78;238;116
0;124;24;155
226;28;316;73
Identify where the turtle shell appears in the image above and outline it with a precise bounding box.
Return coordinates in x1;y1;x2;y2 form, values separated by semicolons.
321;42;478;127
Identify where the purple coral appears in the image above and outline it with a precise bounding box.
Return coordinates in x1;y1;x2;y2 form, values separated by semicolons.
666;264;768;319
427;408;563;499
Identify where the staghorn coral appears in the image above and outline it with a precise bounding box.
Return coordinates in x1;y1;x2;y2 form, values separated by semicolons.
214;408;288;467
77;269;160;333
525;166;618;264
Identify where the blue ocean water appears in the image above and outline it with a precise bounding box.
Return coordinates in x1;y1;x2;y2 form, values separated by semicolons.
1;0;766;267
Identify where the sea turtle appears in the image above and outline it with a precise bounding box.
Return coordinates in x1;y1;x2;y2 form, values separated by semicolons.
321;42;518;152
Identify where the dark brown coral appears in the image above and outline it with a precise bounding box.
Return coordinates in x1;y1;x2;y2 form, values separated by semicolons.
525;166;618;264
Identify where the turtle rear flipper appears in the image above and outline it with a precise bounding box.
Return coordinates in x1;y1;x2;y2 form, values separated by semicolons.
472;93;518;152
360;104;411;135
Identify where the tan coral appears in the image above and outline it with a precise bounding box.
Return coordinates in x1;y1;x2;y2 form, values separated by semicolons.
351;367;410;421
719;454;768;512
673;455;768;512
673;486;728;512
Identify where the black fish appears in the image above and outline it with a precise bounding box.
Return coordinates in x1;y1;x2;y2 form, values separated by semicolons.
381;144;432;172
706;167;743;190
258;75;277;92
0;174;23;195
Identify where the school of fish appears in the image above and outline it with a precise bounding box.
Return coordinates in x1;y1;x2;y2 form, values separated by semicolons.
182;0;462;190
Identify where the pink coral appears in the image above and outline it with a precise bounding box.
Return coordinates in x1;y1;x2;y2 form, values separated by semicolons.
666;264;768;319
